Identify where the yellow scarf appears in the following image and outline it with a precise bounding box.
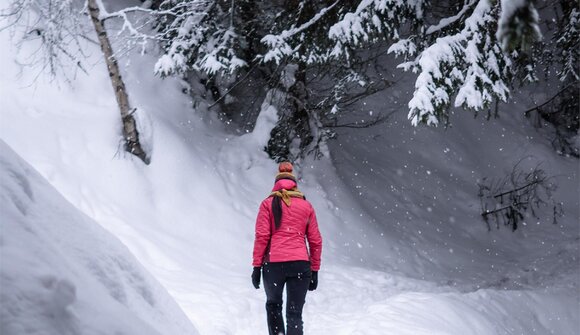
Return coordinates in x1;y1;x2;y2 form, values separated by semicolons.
270;188;304;206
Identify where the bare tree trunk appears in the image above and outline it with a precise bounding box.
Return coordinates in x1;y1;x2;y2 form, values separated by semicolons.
87;0;150;164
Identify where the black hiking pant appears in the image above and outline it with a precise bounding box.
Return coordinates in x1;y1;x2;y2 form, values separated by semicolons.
263;261;311;335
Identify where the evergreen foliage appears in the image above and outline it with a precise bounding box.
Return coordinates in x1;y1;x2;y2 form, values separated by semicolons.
150;0;577;160
3;0;577;160
555;5;579;82
153;0;248;77
389;0;512;126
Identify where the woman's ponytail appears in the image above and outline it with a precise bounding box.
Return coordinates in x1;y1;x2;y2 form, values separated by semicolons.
272;196;282;229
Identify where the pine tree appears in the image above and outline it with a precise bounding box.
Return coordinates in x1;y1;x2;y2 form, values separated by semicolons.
148;0;578;158
152;1;405;161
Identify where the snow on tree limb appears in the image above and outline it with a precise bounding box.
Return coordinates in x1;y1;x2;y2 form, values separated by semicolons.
556;7;579;81
197;27;247;75
327;0;423;60
99;5;183;21
425;0;477;35
391;0;511;126
0;0;90;80
260;1;340;64
152;0;248;77
497;0;542;52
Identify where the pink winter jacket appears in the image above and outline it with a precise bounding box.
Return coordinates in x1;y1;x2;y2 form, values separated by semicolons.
252;179;323;271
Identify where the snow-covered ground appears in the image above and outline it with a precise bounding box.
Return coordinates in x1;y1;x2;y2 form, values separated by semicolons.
328;80;580;287
0;8;578;335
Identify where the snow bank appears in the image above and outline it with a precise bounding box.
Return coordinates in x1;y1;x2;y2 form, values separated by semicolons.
0;140;198;335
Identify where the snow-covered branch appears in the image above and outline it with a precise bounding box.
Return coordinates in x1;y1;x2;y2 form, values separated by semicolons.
425;0;476;35
153;1;228;77
92;0;173;48
497;0;542;52
196;27;248;75
1;0;90;79
260;1;340;64
99;5;185;21
390;0;511;126
323;0;425;62
556;7;579;81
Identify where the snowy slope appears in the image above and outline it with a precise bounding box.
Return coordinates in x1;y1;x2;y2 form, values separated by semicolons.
0;140;198;335
328;74;580;288
0;6;578;335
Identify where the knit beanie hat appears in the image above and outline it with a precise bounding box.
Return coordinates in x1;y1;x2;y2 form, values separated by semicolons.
275;162;297;182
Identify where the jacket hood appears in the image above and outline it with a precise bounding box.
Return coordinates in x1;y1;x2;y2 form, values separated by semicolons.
272;179;297;191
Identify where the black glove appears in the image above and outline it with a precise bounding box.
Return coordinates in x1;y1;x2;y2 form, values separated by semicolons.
251;267;261;289
309;271;318;291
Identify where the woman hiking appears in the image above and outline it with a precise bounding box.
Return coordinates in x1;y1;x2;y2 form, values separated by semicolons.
251;162;323;335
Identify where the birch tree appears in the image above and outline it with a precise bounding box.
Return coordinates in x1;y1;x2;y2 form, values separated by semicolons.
87;0;148;164
1;0;154;164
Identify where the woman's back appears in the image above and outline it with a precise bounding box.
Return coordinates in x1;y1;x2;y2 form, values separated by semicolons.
256;195;321;269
